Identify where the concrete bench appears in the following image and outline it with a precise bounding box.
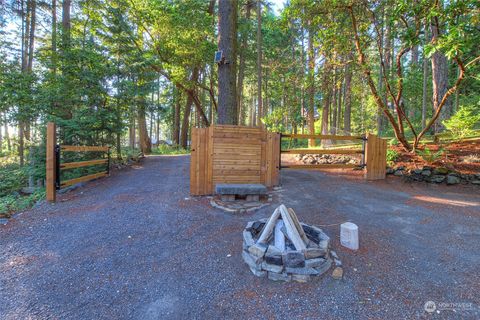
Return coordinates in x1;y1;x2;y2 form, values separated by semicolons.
215;183;267;202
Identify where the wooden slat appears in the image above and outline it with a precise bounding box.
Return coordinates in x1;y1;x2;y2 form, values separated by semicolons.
61;171;108;187
60;145;109;152
281;148;363;154
60;159;107;170
281;134;364;140
365;133;387;180
281;164;359;169
213;154;262;160
46;122;56;202
207;126;214;194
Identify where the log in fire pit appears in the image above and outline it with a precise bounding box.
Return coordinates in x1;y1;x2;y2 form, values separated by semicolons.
242;204;335;282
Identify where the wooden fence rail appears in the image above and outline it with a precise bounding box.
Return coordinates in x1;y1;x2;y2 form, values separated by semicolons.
46;122;110;202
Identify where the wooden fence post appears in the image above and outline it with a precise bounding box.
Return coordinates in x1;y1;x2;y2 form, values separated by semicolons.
46;122;56;202
365;133;387;180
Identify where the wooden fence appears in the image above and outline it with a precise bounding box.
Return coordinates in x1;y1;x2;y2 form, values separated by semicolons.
46;122;110;202
190;127;387;196
190;125;280;195
280;132;386;180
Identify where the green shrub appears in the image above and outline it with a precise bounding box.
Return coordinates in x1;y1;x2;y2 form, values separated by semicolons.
151;145;189;155
0;188;45;217
443;104;480;139
386;149;400;166
416;146;445;164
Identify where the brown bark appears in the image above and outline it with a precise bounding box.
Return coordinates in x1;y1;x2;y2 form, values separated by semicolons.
431;17;450;133
51;0;57;73
255;0;262;126
129;116;135;149
343;60;352;134
236;1;252;124
217;0;238;125
307;23;315;147
320;62;331;146
180;94;193;149
173;90;181;146
137;98;151;154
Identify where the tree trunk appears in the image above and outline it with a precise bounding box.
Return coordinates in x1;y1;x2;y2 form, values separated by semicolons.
331;66;337;135
236;1;251;124
343;60;352;134
173;90;181;146
129;117;135;149
51;0;57;74
217;0;238;125
62;0;71;46
431;19;450;133
254;0;262;126
180;93;193;149
307;23;315;147
137;98;151;154
421;22;429;130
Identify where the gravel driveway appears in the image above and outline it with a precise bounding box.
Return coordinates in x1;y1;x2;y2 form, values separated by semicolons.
1;155;479;319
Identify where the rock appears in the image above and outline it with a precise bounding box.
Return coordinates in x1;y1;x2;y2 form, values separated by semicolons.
266;245;282;256
249;266;266;277
21;187;36;194
314;258;332;275
471;180;480;185
394;170;404;176
396;166;405;171
422;166;432;171
248;243;268;258
242;230;254;249
421;170;432;177
413;169;423;175
332;267;344;280
305;258;326;268
334;259;342;267
318;239;329;251
304;247;327;259
430;175;446;183
242;250;262;269
292;274;311;283
262;261;283;273
285;267;319;275
330;250;339;259
268;272;291;282
264;245;283;265
265;254;283;266
0;218;9;225
283;251;305;268
433;167;449;175
446;175;461;185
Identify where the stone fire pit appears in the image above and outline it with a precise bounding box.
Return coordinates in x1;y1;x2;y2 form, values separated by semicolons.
242;204;337;282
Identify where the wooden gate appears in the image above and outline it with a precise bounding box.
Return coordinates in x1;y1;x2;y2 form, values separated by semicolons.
190;125;280;195
280;132;387;180
46;122;110;202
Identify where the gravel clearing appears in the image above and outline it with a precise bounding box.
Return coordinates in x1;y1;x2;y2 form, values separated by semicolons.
1;155;479;319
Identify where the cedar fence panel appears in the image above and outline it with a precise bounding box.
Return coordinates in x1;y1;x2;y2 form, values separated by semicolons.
190;125;280;196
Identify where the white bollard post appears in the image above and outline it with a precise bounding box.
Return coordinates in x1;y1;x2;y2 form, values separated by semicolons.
340;222;359;250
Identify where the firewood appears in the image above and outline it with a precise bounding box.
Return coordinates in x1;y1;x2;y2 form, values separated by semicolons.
279;205;306;251
257;207;280;244
274;220;286;251
288;207;309;244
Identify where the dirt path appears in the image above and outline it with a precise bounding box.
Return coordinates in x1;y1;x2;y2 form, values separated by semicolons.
1;155;479;319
